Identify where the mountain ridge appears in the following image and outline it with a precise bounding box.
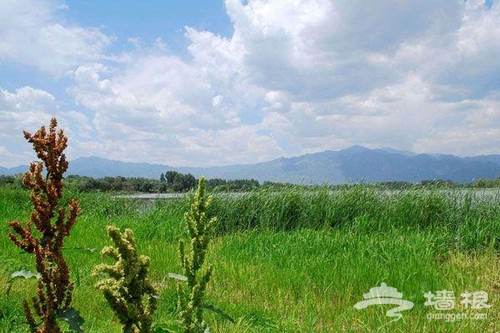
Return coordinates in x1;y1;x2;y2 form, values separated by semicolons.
1;147;500;184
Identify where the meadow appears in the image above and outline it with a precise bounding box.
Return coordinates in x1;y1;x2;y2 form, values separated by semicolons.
1;185;499;332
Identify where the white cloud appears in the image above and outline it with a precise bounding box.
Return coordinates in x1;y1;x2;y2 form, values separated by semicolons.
0;0;112;76
0;86;99;166
0;86;56;133
2;0;500;168
0;87;57;166
68;0;500;165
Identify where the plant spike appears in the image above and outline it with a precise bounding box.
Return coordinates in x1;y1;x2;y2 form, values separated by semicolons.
7;118;81;333
93;225;158;333
177;177;217;333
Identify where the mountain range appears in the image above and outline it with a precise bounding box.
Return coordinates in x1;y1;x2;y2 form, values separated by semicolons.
1;146;500;184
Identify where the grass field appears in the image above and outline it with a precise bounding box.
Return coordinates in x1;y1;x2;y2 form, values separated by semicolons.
1;186;499;332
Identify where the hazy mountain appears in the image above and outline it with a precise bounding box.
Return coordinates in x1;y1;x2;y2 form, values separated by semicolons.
2;146;500;184
69;157;173;178
0;165;28;176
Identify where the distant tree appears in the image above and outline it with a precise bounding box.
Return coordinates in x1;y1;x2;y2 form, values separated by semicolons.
206;178;260;192
0;175;16;187
206;178;227;190
164;171;197;192
183;173;196;191
471;178;500;188
419;179;456;188
159;182;168;193
377;181;413;190
165;171;178;185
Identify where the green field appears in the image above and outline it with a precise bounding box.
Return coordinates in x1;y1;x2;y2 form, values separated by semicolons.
1;186;499;332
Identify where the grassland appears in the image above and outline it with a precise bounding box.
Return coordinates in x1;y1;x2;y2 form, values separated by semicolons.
1;186;499;332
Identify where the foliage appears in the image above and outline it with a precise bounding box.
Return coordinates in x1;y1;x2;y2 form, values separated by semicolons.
174;177;217;333
93;225;158;333
1;185;500;332
418;179;456;188
161;171;197;193
5;169;500;193
7;118;81;333
61;174;262;193
470;177;500;188
206;178;259;192
0;175;22;188
65;175;158;193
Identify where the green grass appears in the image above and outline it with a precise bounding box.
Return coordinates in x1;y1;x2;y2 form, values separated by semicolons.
0;186;499;332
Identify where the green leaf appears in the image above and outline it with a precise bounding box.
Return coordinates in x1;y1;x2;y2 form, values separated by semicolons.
167;273;188;282
67;246;98;253
201;303;235;323
152;322;183;332
58;307;85;333
10;270;41;280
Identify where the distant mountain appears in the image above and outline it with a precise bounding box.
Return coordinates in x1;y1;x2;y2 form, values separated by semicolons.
68;157;173;178
1;147;500;184
0;165;28;176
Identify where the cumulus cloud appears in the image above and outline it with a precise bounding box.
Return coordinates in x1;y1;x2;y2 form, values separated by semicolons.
2;0;500;168
0;86;56;134
0;87;57;166
0;86;98;166
0;0;111;76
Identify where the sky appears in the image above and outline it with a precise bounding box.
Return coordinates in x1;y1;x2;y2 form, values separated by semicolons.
1;0;500;168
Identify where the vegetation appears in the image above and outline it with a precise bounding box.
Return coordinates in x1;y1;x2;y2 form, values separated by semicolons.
4;172;500;194
93;226;157;333
61;175;260;193
0;175;21;188
6;119;81;333
160;171;196;193
1;185;499;332
1;117;499;333
173;177;217;333
471;177;500;188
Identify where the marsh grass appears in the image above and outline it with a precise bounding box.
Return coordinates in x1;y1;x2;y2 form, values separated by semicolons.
1;186;499;332
209;186;500;252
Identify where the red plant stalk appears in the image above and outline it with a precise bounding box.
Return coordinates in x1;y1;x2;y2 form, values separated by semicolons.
8;118;80;333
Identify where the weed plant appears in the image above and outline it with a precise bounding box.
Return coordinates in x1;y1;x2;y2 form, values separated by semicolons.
174;177;218;333
6;119;81;333
93;226;157;333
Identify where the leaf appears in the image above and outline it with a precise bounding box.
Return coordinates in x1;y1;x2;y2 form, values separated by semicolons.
152;323;183;333
167;273;188;282
10;270;41;280
201;303;235;323
58;307;85;333
67;246;98;253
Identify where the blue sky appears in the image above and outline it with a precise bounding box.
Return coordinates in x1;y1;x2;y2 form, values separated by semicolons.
63;1;233;50
1;0;500;167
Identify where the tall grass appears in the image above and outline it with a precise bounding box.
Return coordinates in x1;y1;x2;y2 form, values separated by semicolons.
208;186;500;251
1;186;499;332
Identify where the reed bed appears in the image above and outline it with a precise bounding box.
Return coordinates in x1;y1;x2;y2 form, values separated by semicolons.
1;186;499;332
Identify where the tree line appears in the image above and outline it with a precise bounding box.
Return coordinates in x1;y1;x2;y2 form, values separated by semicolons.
62;171;261;193
0;172;262;193
2;173;500;192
